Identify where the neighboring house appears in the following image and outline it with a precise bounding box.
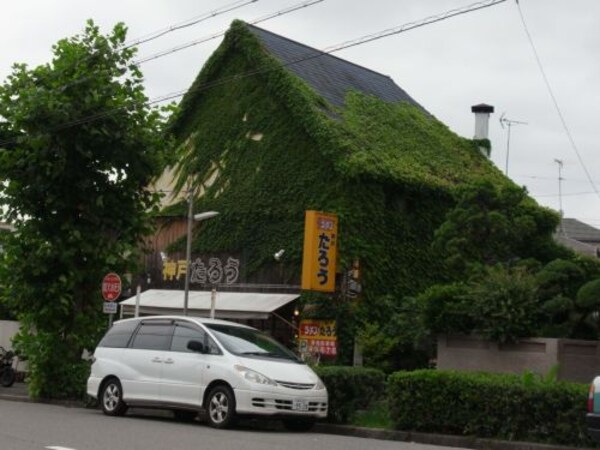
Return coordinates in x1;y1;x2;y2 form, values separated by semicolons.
555;218;600;258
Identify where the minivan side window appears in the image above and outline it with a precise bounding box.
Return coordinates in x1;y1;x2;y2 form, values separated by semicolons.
171;323;221;355
98;320;139;348
130;321;174;351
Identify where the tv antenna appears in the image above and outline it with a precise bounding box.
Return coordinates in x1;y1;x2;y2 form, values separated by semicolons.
499;113;528;176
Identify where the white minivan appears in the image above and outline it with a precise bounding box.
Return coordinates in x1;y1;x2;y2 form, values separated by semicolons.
87;316;328;430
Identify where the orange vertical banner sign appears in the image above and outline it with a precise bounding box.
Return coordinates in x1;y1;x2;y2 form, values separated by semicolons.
301;210;338;292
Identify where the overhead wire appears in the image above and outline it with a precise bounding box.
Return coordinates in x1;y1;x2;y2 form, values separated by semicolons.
0;0;508;147
135;0;325;65
122;0;259;50
6;0;261;98
515;0;600;203
533;191;598;198
0;0;324;117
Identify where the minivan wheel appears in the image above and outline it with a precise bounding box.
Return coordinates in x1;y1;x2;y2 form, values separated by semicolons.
282;418;316;432
206;385;236;429
100;378;127;416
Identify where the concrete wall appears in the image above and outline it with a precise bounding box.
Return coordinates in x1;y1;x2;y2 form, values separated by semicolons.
437;334;600;383
0;320;19;351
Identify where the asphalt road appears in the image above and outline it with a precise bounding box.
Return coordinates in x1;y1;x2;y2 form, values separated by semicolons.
0;400;467;450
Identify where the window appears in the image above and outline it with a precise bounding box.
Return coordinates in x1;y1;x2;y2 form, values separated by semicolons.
98;320;138;348
130;321;174;351
205;324;300;362
171;322;221;355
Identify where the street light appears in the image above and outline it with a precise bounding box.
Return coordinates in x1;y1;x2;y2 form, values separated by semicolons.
183;198;219;315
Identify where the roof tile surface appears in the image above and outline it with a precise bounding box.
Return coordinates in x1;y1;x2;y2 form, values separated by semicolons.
248;24;425;110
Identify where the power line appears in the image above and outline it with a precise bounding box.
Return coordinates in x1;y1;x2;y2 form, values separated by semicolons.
135;0;325;65
0;0;508;147
0;0;323;113
0;0;325;144
516;1;600;202
320;0;507;54
122;0;259;50
533;191;597;198
516;174;600;185
0;0;261;114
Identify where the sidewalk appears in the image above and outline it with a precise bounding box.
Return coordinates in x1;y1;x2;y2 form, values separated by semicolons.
0;381;32;403
0;384;594;450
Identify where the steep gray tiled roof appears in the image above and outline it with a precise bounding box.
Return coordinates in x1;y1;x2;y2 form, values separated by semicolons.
247;24;425;111
560;218;600;243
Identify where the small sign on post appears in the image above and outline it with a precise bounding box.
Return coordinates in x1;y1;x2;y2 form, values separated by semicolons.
102;273;121;327
102;273;122;302
103;302;118;314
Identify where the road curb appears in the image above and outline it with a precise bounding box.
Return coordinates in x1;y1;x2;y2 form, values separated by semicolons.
314;424;596;450
0;390;594;450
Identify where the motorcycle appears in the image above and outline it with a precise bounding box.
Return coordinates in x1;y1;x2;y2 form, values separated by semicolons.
0;346;16;387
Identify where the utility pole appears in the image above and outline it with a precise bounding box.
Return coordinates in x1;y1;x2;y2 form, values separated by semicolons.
554;158;564;230
499;113;528;176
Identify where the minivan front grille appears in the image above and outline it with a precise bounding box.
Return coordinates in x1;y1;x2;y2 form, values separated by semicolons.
251;398;327;412
275;380;315;390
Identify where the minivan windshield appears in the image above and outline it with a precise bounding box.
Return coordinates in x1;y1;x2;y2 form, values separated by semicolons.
205;324;301;363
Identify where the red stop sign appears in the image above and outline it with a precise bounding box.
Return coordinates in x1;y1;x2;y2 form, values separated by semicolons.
102;273;122;302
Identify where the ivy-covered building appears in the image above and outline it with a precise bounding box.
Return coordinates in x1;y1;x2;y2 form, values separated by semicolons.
151;20;522;357
159;20;507;289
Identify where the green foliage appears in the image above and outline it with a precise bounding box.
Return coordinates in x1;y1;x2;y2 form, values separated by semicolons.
0;21;166;398
537;258;600;339
521;364;559;387
314;365;386;423
164;20;569;366
357;295;431;373
12;326;92;399
418;266;540;344
388;370;593;446
418;283;473;335
350;400;393;429
433;180;564;277
467;265;540;343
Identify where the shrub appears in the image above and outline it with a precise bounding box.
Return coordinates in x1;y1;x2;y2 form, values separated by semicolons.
387;370;593;446
314;365;386;423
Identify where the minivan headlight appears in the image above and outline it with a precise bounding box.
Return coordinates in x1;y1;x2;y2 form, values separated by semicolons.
234;365;277;386
315;377;326;390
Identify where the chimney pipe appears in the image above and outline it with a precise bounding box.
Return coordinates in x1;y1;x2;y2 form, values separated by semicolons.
471;103;494;157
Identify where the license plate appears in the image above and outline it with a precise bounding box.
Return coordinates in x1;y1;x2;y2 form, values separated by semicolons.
292;399;309;411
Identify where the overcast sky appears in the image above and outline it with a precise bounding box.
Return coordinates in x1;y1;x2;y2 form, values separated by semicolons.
2;0;599;227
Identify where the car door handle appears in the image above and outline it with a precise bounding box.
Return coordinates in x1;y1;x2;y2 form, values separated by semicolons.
151;357;162;363
164;358;174;364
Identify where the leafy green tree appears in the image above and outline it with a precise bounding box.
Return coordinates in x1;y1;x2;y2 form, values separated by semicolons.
433;180;565;278
0;21;166;398
418;283;473;336
536;258;600;339
357;295;431;372
467;265;540;343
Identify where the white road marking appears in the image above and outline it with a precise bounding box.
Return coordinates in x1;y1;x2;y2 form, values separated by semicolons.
45;446;77;450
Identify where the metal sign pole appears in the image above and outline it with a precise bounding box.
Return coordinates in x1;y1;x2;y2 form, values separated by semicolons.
210;286;217;319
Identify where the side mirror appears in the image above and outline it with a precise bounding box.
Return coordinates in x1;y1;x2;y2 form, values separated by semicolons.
187;340;206;354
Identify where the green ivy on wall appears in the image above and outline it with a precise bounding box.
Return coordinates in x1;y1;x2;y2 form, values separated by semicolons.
162;21;559;362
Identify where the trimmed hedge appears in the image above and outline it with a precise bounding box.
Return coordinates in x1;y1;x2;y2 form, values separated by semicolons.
388;370;593;447
315;366;386;423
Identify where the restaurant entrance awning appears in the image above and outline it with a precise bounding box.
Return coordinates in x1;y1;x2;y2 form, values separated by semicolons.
119;289;299;320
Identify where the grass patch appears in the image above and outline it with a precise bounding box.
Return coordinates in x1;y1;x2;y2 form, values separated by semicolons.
350;401;393;429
